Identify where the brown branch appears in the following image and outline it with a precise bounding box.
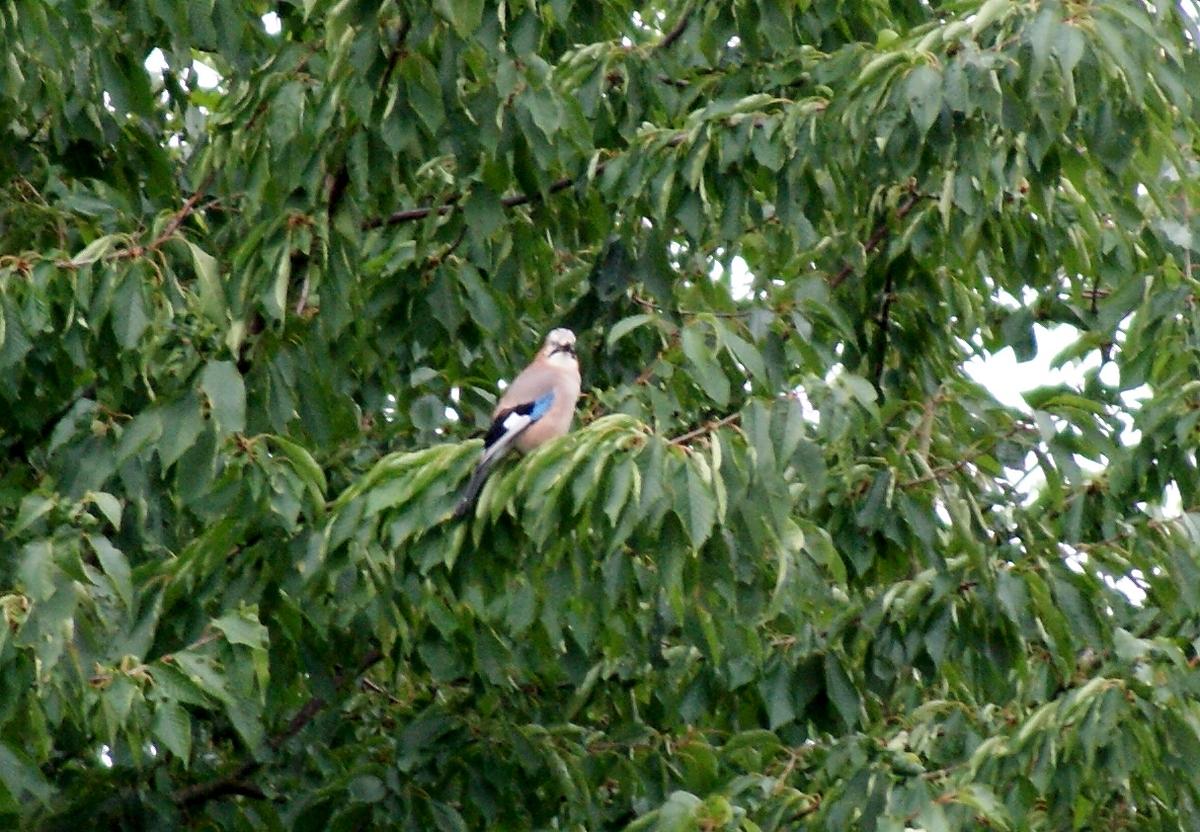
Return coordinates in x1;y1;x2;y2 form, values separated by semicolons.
103;173;216;264
669;412;741;445
367;169;585;229
828;192;924;290
379;16;412;92
656;2;694;51
364;197;459;229
899;422;1030;489
632;291;751;319
425;225;467;272
361;676;404;705
1074;506;1200;553
172;648;384;808
156;174;216;245
871;268;897;389
366;135;691;229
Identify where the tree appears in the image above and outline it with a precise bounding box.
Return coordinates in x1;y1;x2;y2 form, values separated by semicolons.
1;0;1199;828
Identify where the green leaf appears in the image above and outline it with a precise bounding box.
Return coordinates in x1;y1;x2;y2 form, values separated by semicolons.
158;394;206;469
681;326;730;407
823;653;861;729
266;434;328;496
0;741;54;806
607;313;657;351
457;265;501;333
11;493;55;537
69;234;119;266
349;774;386;803
905;65;942;134
1000;307;1036;361
115;410;163;464
152;701;192;763
188;242;226;322
970;0;1012;36
200;360;246;433
434;0;484;37
88;535;133;610
409;394;446;431
213;607;269;650
112;271;149;347
1028;5;1058;88
1054;22;1086;76
464;186;504;240
268;80;305;148
89;492;122;530
718;326;768;388
675;455;716;548
856;468;894;531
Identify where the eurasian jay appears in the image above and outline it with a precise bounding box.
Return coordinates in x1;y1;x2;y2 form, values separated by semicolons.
453;328;581;518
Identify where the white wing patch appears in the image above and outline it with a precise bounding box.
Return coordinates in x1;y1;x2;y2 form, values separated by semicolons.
501;410;533;433
481;411;534;464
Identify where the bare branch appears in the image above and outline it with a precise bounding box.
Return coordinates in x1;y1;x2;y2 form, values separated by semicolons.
172;648;384;808
829;192;925;289
669;412;741;445
656;2;694;51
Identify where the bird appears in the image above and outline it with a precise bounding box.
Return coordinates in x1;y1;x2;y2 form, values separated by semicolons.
453;328;581;519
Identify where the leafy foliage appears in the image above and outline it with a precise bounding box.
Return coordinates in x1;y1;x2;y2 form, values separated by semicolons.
2;0;1200;828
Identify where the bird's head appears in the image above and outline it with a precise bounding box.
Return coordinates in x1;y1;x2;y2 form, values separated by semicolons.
542;328;578;365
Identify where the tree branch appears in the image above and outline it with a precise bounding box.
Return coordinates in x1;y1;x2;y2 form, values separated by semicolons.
656;2;694;51
669;412;741;445
828;192;924;289
871;268;897;389
379;16;412;93
110;172;216;262
172;648;384;808
899;422;1030;489
365;169;589;229
365;135;693;229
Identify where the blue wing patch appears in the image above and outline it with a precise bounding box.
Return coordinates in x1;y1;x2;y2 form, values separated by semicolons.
529;390;555;419
483;391;555;449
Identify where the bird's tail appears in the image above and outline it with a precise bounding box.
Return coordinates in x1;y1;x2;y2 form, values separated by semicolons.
452;460;495;519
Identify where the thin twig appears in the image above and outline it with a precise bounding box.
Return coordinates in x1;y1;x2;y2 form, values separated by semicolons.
109;173;216;262
872;268;896;389
668;412;741;445
379;16;412;92
172;648;384;807
366;136;692;229
1074;506;1200;552
829;192;924;289
361;676;404;705
899;422;1029;489
632;292;749;319
656;2;694;50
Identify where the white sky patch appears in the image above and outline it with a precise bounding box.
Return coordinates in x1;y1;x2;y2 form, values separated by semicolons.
192;60;221;89
144;48;222;90
711;255;755;300
1064;543;1149;607
963;322;1101;412
263;11;282;35
144;47;165;76
729;256;753;298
